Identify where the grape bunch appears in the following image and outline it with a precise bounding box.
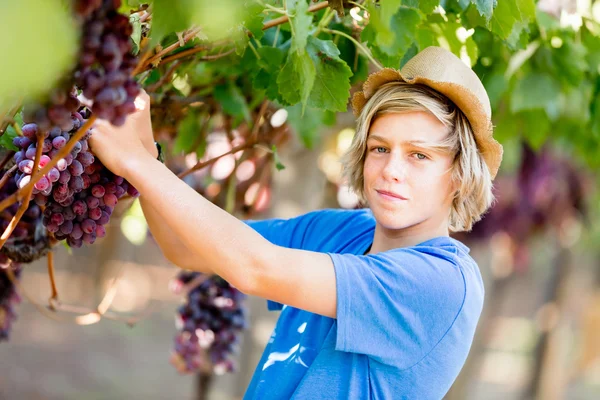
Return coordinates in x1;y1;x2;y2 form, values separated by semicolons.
0;258;22;342
23;0;140;129
461;142;589;273
0;171;50;263
73;0;140;126
13;114;139;248
170;271;248;375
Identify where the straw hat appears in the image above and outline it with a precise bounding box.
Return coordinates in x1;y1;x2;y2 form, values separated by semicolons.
352;46;503;180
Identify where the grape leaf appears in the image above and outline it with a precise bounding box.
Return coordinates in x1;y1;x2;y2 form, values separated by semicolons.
1;126;18;152
214;82;252;124
150;0;193;47
510;73;561;118
129;13;142;55
471;0;496;21
491;0;535;40
592;84;600;138
560;84;592;123
581;24;600;71
306;37;353;112
362;0;402;51
174;111;201;154
253;47;286;101
277;50;316;111
551;39;588;87
520;110;550;150
118;0;144;13
287;0;313;52
244;0;265;40
271;145;286;171
403;0;439;14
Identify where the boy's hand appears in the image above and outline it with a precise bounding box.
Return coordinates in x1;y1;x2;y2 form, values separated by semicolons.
88;89;157;177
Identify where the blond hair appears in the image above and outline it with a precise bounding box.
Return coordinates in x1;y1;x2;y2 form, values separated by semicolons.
341;82;495;232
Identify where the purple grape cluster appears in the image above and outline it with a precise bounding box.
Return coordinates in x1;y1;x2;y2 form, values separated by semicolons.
0;170;50;263
73;0;140;126
170;272;248;375
460;142;589;273
23;0;139;129
12;115;139;248
0;258;22;342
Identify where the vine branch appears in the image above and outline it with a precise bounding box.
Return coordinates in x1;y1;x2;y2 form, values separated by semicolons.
177;141;257;179
47;251;58;302
0;135;43;249
262;1;330;30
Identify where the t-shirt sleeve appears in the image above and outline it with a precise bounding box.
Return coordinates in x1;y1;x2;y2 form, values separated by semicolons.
329;249;466;369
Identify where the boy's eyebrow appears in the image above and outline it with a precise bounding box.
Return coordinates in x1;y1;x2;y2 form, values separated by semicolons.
367;135;439;147
367;134;454;154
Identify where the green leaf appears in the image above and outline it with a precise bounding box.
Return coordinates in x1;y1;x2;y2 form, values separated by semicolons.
582;24;600;73
271;145;286;171
1;127;18;151
401;0;431;13
551;39;588;87
520;110;550;150
286;104;324;148
277;50;316;110
415;25;438;50
287;0;313;52
150;0;194;47
472;0;496;21
482;71;507;110
306;37;353;112
0;0;77;109
119;0;144;13
491;0;535;40
214;82;252;123
174;111;201;154
592;87;600;138
510;73;561;118
417;0;440;14
362;0;402;52
129;13;142;55
254;47;286;101
244;0;265;40
560;84;592;123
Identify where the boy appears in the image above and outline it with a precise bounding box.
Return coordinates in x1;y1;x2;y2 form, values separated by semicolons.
90;46;503;399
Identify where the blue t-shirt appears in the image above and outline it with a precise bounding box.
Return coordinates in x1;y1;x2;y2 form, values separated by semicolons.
243;208;484;400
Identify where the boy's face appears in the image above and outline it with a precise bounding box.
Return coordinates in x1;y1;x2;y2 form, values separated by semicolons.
363;111;457;236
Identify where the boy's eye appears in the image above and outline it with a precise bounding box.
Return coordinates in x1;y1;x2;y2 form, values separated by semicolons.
373;147;387;153
414;153;428;160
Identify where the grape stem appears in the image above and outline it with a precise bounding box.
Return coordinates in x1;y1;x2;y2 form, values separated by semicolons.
0;135;43;249
47;251;58;303
0;150;15;171
177;141;257;179
262;1;330;30
146;61;181;93
138;27;204;73
0;164;17;192
251;100;270;143
322;28;383;70
0;102;22;138
0;116;97;217
4;260;150;327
